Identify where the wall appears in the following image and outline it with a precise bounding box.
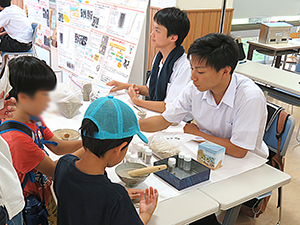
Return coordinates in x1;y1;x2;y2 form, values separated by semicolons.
177;0;234;10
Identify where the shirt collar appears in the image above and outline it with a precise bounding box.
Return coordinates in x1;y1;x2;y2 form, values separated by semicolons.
201;73;237;108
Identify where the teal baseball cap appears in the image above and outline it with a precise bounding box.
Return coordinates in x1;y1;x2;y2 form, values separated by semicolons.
83;95;148;143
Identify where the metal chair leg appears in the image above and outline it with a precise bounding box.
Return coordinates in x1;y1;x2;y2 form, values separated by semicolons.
296;124;300;142
276;188;282;225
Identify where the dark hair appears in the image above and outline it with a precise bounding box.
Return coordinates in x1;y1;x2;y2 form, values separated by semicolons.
1;56;57;101
153;7;190;46
0;0;11;7
187;33;239;74
80;119;133;158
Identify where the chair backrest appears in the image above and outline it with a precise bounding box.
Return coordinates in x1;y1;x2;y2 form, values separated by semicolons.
295;61;300;74
31;23;38;44
263;103;295;157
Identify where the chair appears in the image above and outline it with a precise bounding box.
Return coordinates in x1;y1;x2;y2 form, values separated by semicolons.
1;23;38;70
263;102;295;225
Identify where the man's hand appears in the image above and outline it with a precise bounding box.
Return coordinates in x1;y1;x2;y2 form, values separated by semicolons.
128;84;140;104
127;188;144;200
183;123;200;135
0;92;16;119
106;80;130;93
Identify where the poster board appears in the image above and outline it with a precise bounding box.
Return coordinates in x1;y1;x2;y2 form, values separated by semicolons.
24;0;51;50
57;0;149;85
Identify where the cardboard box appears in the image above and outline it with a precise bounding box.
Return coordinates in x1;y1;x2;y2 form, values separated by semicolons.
258;22;292;44
197;141;225;170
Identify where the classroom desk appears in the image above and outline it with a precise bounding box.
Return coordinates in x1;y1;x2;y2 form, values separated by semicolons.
148;190;219;225
235;60;300;107
247;40;300;68
200;164;291;225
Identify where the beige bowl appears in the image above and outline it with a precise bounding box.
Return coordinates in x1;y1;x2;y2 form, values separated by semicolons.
115;163;149;187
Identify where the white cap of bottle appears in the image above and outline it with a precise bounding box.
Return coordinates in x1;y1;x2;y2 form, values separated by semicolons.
184;154;191;162
168;157;176;166
145;149;152;156
179;152;186;159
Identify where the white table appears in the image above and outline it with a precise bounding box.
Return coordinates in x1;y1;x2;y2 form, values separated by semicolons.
43;92;291;225
236;60;300;96
200;164;291;225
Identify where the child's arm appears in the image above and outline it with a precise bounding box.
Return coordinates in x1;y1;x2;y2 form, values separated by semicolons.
139;187;158;225
45;135;82;155
184;123;248;158
128;85;165;113
106;80;149;96
139;115;172;132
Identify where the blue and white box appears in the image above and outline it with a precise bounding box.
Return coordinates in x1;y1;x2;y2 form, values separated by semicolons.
197;141;226;170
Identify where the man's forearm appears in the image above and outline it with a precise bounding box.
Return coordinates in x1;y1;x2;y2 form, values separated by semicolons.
139;115;171;132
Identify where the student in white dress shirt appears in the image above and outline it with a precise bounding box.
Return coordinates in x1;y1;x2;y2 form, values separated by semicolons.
0;0;33;52
106;7;191;113
139;33;268;159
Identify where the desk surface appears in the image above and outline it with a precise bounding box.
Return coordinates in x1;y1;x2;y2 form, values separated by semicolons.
247;40;300;51
235;60;300;96
200;164;291;210
148;190;219;225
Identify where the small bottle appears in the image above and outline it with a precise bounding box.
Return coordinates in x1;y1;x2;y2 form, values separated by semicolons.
142;146;150;161
124;151;132;163
129;154;138;163
178;152;185;169
168;157;176;173
137;144;144;158
145;149;152;164
183;154;192;171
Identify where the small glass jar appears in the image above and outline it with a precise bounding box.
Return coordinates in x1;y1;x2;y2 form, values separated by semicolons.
145;149;152;164
137;144;144;158
124;151;132;163
183;154;192;171
129;154;138;163
168;157;176;173
142;146;150;161
178;152;185;169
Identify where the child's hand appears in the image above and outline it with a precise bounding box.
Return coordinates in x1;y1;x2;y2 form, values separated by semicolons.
0;92;16;119
127;188;144;200
106;80;129;93
128;84;140;103
139;187;158;224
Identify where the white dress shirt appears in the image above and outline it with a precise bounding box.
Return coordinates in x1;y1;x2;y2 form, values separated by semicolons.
162;73;268;158
0;5;33;43
0;136;25;220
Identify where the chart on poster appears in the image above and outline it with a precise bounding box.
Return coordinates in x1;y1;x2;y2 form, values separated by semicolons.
24;0;51;50
57;0;149;84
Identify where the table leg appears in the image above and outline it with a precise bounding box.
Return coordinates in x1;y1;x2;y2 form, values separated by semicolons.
247;44;255;61
221;205;241;225
275;55;282;68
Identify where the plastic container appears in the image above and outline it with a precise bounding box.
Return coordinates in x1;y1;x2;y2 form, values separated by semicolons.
129;154;138;163
168;157;176;173
142;146;150;161
183;154;191;171
145;149;152;164
178;152;185;169
137;143;144;158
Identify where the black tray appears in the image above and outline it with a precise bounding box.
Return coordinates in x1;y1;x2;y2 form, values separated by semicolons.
154;155;211;191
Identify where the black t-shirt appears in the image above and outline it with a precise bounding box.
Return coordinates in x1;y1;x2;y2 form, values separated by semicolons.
54;154;143;225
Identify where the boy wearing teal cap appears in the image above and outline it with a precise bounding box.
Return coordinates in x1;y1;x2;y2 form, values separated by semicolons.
54;96;158;225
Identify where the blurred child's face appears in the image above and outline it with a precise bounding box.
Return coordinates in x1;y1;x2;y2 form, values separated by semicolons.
21;90;51;116
150;22;176;49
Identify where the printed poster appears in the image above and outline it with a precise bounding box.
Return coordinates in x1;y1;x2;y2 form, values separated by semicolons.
57;0;149;85
24;0;51;50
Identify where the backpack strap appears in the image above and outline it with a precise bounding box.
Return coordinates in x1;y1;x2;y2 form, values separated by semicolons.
0;120;34;139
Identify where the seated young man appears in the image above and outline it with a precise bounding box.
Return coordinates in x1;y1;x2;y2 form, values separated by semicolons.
0;0;33;52
139;33;268;159
0;56;84;224
107;7;191;113
54;96;158;225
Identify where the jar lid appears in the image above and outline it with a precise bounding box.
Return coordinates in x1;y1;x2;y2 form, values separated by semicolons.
184;154;191;161
137;143;144;148
168;157;176;166
179;152;186;158
143;146;150;150
130;154;137;160
145;149;152;155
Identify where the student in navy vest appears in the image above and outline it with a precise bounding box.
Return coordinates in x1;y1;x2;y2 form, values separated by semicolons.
107;7;191;113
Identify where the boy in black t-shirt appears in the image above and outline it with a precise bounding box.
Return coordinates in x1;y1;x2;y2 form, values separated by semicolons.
54;95;158;225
